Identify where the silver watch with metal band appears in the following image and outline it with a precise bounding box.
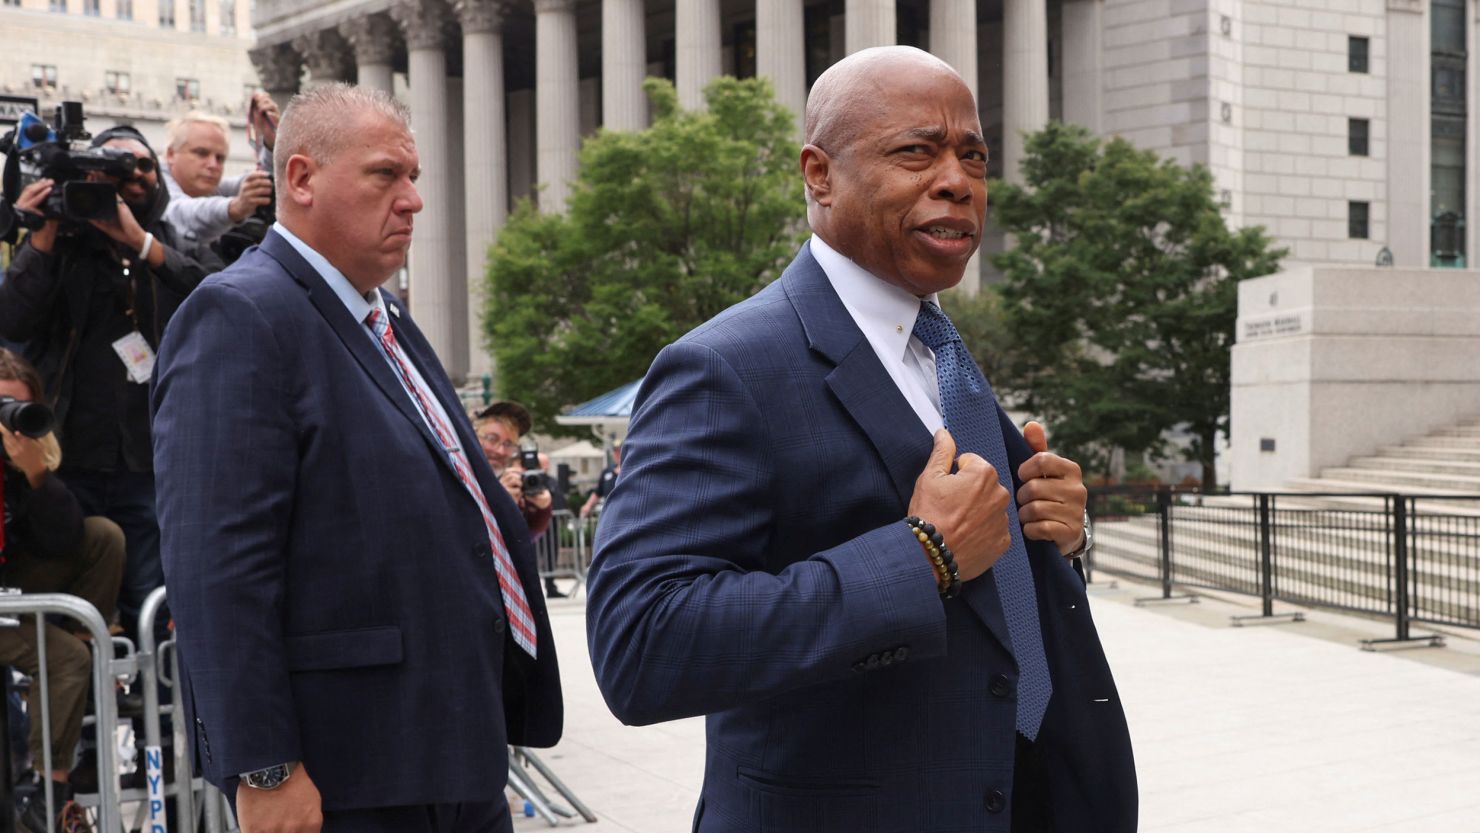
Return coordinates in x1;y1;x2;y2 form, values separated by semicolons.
1063;509;1093;559
240;762;293;790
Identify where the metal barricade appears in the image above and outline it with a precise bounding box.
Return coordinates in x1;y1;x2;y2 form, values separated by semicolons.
131;585;234;833
536;509;594;596
0;592;133;833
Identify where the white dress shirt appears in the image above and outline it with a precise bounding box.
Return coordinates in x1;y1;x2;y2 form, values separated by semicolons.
810;235;944;434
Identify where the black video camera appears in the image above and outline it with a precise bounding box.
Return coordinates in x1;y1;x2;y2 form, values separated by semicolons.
0;396;54;439
519;448;549;498
0;102;148;242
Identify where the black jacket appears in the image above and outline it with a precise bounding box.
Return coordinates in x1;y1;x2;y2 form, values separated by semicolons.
0;138;217;473
3;466;84;563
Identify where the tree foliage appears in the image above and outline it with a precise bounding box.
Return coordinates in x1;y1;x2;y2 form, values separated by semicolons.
484;76;806;433
988;122;1286;488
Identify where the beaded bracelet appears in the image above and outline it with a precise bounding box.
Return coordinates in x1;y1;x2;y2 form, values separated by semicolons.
906;516;961;599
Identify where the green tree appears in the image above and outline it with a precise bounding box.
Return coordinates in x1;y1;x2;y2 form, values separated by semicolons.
989;122;1286;489
484;76;806;432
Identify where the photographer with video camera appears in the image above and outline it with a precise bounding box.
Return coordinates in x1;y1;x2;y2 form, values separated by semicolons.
475;401;568;598
0;348;124;833
0;114;217;648
160;107;273;260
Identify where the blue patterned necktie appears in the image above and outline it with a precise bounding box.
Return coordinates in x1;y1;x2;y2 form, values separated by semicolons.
913;300;1051;739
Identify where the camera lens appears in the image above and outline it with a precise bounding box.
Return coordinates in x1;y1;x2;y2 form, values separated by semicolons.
134;156;155;174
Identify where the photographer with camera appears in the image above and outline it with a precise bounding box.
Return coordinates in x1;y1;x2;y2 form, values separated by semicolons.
0;123;216;648
474;401;568;598
160;109;273;259
0;348;124;833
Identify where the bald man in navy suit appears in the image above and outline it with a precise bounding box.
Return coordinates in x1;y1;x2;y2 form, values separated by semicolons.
587;47;1135;833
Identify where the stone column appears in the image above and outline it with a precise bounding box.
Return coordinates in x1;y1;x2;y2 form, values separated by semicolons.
602;0;647;130
756;0;806;133
1388;0;1427;267
846;0;894;54
676;0;722;110
929;0;977;98
249;43;302;111
1060;0;1102;134
392;0;459;369
1002;0;1048;185
454;0;507;379
292;29;355;89
535;0;580;212
341;13;400;93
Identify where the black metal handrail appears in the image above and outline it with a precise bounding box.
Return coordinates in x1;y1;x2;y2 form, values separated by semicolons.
1087;487;1479;647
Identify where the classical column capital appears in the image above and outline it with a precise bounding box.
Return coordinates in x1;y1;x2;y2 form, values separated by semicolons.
292;29;355;83
533;0;576;15
249;43;302;94
452;0;506;34
340;13;401;66
392;0;454;51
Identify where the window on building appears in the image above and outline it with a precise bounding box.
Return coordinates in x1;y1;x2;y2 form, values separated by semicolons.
803;4;831;88
1349;36;1370;73
117;0;132;19
159;0;176;28
2;0;21;7
1348;118;1370;156
189;0;205;31
219;0;235;35
31;65;58;90
1348;202;1370;240
83;0;99;14
1433;0;1467;267
176;77;200;101
105;71;131;95
731;20;756;79
49;0;65;12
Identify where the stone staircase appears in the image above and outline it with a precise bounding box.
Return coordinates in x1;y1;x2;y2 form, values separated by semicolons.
1089;416;1480;628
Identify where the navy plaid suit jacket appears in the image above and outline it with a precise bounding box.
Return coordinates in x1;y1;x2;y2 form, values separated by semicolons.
587;242;1135;832
153;230;561;810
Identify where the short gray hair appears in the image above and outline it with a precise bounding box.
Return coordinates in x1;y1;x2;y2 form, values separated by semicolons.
273;84;412;186
165;111;230;151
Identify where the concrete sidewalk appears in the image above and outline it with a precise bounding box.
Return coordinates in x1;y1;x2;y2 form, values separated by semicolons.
512;577;1480;833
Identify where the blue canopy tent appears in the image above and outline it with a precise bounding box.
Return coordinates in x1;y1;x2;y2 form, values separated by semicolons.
554;379;642;460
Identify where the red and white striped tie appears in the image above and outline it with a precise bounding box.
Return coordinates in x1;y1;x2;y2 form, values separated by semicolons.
367;309;537;657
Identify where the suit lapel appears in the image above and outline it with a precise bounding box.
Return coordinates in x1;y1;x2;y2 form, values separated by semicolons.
259;232;451;474
783;245;932;507
782;244;1015;655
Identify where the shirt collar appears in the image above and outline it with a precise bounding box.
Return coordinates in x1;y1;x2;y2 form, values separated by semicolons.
809;235;938;360
272;221;384;325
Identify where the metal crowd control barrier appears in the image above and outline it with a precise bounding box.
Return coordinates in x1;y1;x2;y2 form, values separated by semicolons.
507;746;597;825
1088;487;1480;648
129;585;235;833
536;509;595;597
0;592;132;833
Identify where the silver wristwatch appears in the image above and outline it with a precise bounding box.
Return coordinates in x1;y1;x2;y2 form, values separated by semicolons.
240;762;293;790
1064;510;1093;559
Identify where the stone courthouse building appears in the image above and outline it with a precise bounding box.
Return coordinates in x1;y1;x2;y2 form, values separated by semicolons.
243;0;1472;381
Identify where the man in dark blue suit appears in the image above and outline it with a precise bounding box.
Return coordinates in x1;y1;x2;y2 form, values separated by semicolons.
152;85;561;833
587;47;1135;832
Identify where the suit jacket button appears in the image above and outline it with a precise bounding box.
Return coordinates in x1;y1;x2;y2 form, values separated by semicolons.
985;789;1007;813
989;674;1013;698
472;543;489;559
879;651;894;667
865;654;880;670
852;661;866;673
893;646;909;662
493;617;506;634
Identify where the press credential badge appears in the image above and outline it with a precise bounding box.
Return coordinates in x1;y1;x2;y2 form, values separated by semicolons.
112;331;155;384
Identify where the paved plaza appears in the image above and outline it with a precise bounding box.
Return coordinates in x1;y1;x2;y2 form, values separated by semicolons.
511;575;1480;833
